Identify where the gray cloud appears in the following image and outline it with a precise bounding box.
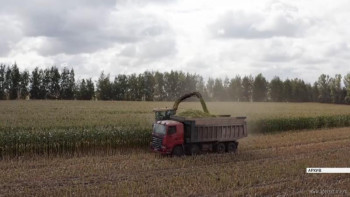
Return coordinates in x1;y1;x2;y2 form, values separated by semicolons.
0;15;23;56
261;65;299;80
325;42;350;58
138;38;177;59
119;37;177;65
210;2;312;39
260;39;303;62
0;0;173;56
263;52;298;62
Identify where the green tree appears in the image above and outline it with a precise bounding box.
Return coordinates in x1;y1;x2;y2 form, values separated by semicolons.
97;72;112;100
77;79;88;100
183;73;197;96
344;73;350;104
341;87;347;104
290;79;309;102
196;75;208;100
20;70;30;99
113;74;128;100
213;78;225;101
252;73;268;102
269;77;284;102
86;78;95;100
242;75;253;102
47;67;61;99
30;67;42;99
223;77;230;101
305;83;313;102
112;76;120;100
137;74;145;100
68;69;75;99
154;72;165;101
127;74;139;101
60;68;75;99
317;74;331;103
206;78;215;100
0;64;5;100
330;74;342;104
3;66;12;99
282;79;292;102
311;82;319;102
40;69;51;99
143;71;155;101
164;71;181;100
229;76;242;101
10;64;21;99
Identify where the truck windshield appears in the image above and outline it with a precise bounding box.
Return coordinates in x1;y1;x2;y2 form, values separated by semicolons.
153;124;166;135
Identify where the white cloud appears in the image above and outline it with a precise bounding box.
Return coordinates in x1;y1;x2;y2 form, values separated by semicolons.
0;0;350;83
0;15;23;56
210;2;313;39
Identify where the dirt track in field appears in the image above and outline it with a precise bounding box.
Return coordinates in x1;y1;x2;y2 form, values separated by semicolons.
1;127;350;196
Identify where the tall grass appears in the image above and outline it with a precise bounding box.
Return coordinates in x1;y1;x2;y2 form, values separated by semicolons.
2;114;350;157
253;114;350;133
0;126;151;158
2;101;350;157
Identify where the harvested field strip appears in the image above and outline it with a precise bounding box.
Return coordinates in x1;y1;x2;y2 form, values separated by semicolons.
231;176;350;196
95;141;350;177
0;127;349;196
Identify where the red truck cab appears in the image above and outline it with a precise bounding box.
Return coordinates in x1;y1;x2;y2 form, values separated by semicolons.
151;120;184;155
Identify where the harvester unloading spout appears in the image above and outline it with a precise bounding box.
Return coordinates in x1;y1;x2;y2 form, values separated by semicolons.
153;92;209;121
172;92;209;113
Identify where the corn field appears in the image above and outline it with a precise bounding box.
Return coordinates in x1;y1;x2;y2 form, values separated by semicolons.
1;101;350;157
253;114;350;133
0;126;150;158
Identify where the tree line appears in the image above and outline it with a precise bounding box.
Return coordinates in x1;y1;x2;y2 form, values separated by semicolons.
1;63;350;104
0;64;94;100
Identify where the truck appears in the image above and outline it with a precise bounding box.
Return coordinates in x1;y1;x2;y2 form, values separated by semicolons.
151;92;248;156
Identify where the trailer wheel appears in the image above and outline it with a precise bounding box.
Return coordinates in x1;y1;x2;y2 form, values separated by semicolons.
227;142;237;153
190;144;200;155
172;146;184;157
216;143;225;153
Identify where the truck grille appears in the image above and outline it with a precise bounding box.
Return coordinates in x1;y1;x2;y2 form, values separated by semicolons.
152;136;163;150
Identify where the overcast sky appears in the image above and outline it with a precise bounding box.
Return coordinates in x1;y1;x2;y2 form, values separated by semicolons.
0;0;349;82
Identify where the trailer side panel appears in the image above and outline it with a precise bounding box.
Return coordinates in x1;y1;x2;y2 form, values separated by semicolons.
171;116;247;143
191;123;247;142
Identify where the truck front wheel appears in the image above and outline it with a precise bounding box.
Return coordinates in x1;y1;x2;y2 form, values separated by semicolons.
172;146;184;157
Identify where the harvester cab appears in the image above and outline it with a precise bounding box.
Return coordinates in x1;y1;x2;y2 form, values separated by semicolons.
153;92;209;121
153;108;176;121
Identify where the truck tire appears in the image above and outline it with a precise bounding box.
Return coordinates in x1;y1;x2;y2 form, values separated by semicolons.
216;143;225;153
227;142;237;153
190;144;200;155
172;146;184;157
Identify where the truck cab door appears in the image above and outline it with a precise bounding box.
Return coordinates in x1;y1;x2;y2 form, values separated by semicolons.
167;125;183;149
